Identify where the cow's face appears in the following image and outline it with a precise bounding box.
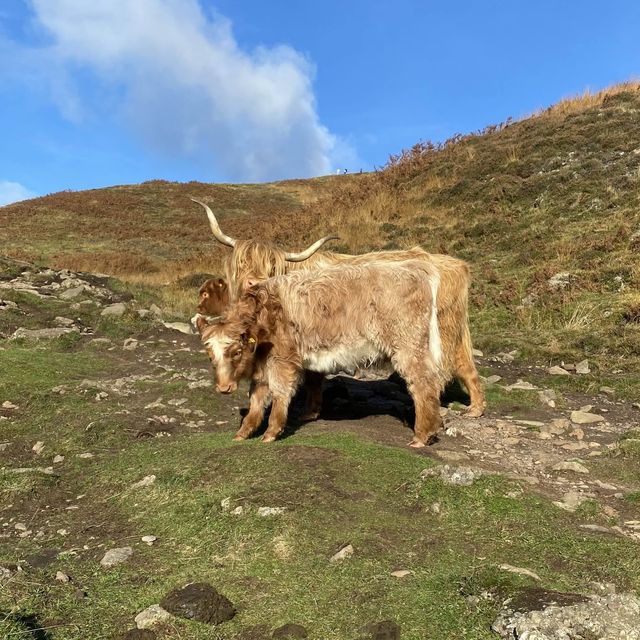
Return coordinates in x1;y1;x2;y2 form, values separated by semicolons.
201;323;256;393
197;278;229;316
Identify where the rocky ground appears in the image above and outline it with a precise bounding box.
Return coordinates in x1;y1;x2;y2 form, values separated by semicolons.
1;259;639;639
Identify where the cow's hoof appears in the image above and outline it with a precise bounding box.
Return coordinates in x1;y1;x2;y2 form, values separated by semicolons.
465;405;485;418
408;439;427;448
233;434;248;441
261;435;277;443
300;411;320;422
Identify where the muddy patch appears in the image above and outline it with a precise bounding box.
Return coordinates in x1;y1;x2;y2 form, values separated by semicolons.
160;582;236;625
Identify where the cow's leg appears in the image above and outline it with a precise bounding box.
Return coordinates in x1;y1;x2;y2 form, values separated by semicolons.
407;383;443;448
455;327;485;417
234;382;270;440
301;370;324;421
393;356;443;447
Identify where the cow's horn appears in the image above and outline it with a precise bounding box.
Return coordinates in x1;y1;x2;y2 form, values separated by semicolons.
284;235;340;262
191;198;236;248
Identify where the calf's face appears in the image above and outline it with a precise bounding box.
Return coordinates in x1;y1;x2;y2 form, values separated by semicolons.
201;323;256;394
197;278;229;316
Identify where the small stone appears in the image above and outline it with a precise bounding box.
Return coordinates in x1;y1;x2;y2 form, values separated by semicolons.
599;386;615;396
580;524;612;534
548;366;570;376
548;272;574;290
220;497;232;511
142;535;157;545
552;461;589;474
330;544;354;562
390;570;412;578
123;338;139;351
149;304;163;318
570;411;605;425
2;401;18;409
14;522;27;531
575;359;590;374
421;465;482;486
59;286;85;300
32;441;45;455
100;302;127;317
595;481;617;491
163;322;194;335
57;528;69;536
231;506;244;515
53;455;65;464
569;427;585;440
472;348;484;357
54;316;76;327
485;375;502;385
553;491;587;512
100;547;133;568
258;506;286;517
77;452;94;459
506;379;538;391
538;389;557;407
131;475;156;489
55;571;70;583
498;564;541;581
579;404;593;412
135;604;173;629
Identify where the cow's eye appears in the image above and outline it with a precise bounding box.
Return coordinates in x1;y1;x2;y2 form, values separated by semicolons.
234;349;243;358
202;292;209;298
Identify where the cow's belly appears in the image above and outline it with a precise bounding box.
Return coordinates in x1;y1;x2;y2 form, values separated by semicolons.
303;342;385;374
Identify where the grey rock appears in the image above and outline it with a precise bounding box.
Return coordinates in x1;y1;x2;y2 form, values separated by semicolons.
100;546;133;568
131;475;156;489
100;302;127;317
552;461;589;474
330;544;354;562
149;304;163;318
163;321;194;335
11;327;79;340
0;299;18;311
548;272;574;290
553;491;587;512
548;365;571;376
421;464;482;486
485;374;502;385
575;359;590;374
59;286;85;300
570;410;605;425
599;386;616;396
506;379;538;391
492;591;640;640
538;389;557;407
135;604;172;629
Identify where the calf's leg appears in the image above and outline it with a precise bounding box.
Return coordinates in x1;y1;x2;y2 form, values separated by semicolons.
234;382;270;440
261;362;300;443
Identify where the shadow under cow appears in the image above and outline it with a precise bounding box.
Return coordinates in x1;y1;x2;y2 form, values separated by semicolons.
239;373;471;440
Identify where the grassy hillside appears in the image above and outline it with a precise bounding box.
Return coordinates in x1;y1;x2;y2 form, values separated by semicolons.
1;82;639;391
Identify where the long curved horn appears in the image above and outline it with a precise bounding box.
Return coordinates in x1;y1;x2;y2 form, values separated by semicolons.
284;235;340;262
191;197;236;248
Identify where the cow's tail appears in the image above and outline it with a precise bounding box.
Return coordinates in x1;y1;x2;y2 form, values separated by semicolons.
428;272;442;366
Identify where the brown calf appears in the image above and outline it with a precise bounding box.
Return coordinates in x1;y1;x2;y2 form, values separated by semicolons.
200;260;464;448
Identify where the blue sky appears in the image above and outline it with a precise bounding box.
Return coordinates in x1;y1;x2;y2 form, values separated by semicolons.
1;0;639;204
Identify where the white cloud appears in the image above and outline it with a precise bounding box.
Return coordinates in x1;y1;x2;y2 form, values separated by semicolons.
0;180;37;206
18;0;354;181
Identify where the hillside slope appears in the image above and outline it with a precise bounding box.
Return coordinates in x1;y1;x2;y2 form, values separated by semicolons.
1;82;639;389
